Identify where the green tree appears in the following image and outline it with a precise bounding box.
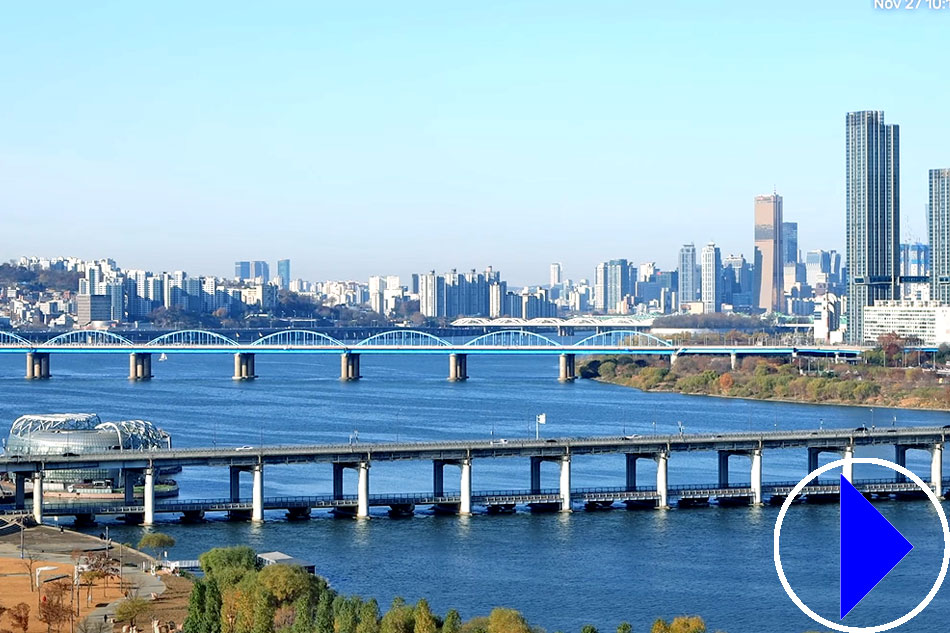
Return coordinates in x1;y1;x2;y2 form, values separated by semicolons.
204;575;223;633
252;590;275;633
487;608;531;633
138;532;176;560
315;592;334;633
581;626;599;633
617;624;632;633
200;547;259;579
413;599;437;633
290;593;315;633
356;599;381;633
442;610;462;633
379;598;414;633
184;580;208;633
115;597;151;627
257;565;311;604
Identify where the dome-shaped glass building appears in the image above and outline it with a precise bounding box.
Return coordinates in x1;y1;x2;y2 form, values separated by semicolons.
4;413;177;496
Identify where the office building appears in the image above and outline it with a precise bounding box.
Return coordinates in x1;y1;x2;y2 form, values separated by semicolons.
845;110;900;343
754;194;784;312
277;259;291;291
549;263;562;287
805;250;832;287
677;244;699;309
862;300;950;345
235;260;270;282
76;294;112;324
782;221;798;264
930;168;950;303
900;242;930;300
723;254;754;309
701;242;721;313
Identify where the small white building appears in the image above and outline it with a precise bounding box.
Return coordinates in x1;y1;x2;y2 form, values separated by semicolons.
862;300;950;345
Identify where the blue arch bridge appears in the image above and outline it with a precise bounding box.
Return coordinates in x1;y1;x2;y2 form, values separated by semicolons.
0;329;867;382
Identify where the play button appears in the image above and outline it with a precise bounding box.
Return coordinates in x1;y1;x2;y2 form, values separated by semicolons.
774;457;950;632
840;474;914;619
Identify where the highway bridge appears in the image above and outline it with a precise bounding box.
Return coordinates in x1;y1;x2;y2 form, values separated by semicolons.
0;328;867;382
1;426;943;524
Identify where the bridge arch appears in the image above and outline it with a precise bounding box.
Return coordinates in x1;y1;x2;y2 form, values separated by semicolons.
464;330;559;347
573;330;673;348
357;330;450;347
147;330;238;347
252;330;344;347
44;330;133;346
0;331;31;346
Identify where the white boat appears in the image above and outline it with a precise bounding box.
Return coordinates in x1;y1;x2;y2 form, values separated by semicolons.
159;353;168;361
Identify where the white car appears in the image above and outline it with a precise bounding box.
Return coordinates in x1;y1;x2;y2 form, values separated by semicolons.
235;445;254;451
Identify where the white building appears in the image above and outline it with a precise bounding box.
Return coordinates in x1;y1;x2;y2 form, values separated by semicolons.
862;300;950;345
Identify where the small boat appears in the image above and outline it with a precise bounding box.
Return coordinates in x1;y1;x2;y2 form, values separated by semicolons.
159;353;168;361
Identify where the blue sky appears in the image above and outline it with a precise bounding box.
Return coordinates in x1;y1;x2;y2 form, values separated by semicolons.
2;1;947;285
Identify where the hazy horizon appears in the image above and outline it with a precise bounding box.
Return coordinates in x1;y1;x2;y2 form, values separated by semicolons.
3;2;948;286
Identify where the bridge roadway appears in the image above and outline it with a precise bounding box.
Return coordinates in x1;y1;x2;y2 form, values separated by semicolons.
0;327;867;381
1;426;945;524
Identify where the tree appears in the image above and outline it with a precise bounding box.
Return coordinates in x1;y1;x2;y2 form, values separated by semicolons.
184;580;208;633
314;592;334;633
442;610;462;633
114;597;151;628
355;599;380;633
138;532;176;560
257;565;311;604
251;590;275;633
487;608;531;633
9;603;30;633
617;624;632;633
413;599;437;633
581;627;599;633
21;555;39;592
199;547;258;579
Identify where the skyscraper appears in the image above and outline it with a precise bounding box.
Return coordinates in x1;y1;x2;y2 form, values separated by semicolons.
845;110;900;343
701;242;722;313
677;244;698;309
930;168;950;303
754;194;784;312
277;259;291;290
549;263;562;287
593;259;630;313
782;222;798;264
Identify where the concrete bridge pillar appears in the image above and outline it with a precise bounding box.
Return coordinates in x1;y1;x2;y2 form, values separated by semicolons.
730;353;738;370
252;464;264;522
129;353;152;381
448;354;468;382
670;352;679;368
894;445;908;482
433;460;445;496
530;457;542;494
656;452;669;509
460;458;472;515
357;461;370;519
229;466;242;502
718;451;731;488
31;471;43;524
807;447;821;473
143;467;155;526
750;449;763;505
558;354;576;382
341;353;361;381
559;455;572;512
932;444;944;498
14;474;26;510
842;445;854;482
332;463;345;499
123;473;137;504
625;454;640;490
26;352;50;380
233;353;256;380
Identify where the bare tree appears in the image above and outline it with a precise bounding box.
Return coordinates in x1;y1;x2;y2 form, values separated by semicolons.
21;555;39;592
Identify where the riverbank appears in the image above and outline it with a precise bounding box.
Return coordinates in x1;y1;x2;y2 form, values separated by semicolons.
578;355;950;411
0;523;190;632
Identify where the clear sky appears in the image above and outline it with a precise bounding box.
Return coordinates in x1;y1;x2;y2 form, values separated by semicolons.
2;1;948;286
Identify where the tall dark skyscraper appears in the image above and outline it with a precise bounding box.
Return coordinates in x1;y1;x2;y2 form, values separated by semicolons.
277;259;291;290
845;110;900;343
782;222;798;264
753;194;783;312
930;168;950;303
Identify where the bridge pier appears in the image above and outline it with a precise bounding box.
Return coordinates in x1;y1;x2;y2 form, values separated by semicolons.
460;458;472;515
932;444;944;498
340;353;361;381
751;449;763;505
670;352;679;368
718;451;731;488
895;445;908;482
252;464;263;522
123;473;136;504
233;353;256;380
129;353;152;381
14;474;26;509
842;445;854;482
26;352;50;380
558;354;576;382
530;457;543;494
559;455;571;512
808;445;854;481
143;467;155;526
357;461;370;519
448;353;468;382
625;454;643;490
656;452;669;509
730;352;738;370
229;466;242;502
32;471;43;523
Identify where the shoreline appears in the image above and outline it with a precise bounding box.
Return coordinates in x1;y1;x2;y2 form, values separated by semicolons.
588;377;950;413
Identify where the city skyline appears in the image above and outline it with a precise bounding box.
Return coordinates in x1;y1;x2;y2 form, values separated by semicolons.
2;3;949;284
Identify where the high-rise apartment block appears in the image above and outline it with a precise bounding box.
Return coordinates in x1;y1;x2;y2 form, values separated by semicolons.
930;168;950;303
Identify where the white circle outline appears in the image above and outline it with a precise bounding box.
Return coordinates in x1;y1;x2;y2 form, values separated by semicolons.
773;457;950;633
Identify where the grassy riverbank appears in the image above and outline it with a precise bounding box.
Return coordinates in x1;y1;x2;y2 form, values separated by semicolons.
578;354;950;411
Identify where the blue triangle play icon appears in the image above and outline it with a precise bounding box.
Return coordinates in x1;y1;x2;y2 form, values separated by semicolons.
840;474;914;619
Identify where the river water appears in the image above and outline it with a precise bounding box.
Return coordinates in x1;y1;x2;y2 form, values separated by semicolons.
1;353;948;633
